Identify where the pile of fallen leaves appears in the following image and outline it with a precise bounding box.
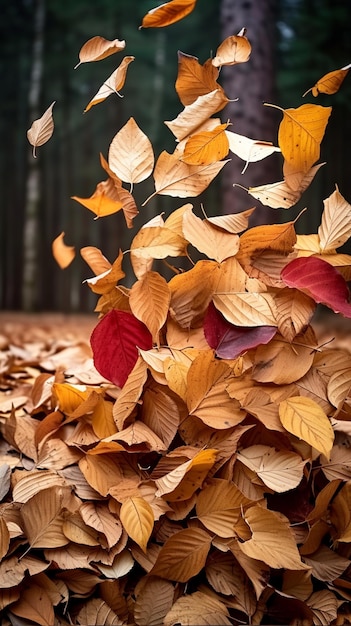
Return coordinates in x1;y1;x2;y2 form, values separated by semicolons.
3;1;351;624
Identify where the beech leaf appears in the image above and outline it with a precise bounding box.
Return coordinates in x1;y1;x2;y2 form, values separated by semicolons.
237;445;306;492
120;496;154;553
212;30;251;67
176;51;222;106
181;122;230;165
140;0;197;29
303;65;350;97
90;309;153;388
279;396;334;459
150;527;212;582
74;36;126;68
84;56;135;112
164;591;231;626
27;101;55;157
129;271;171;343
182;205;239;262
165;90;229;141
109;117;154;184
318;185;351;252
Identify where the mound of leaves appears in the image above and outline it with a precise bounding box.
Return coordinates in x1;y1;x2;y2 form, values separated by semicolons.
2;0;351;624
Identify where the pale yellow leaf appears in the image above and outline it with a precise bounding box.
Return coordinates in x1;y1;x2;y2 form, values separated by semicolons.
120;496;154;552
318;185;351;251
206;208;255;233
108;117;154;184
279;396;334;459
129;271;170;342
226;130;280;172
27;101;55;157
237;445;305;492
212;292;277;326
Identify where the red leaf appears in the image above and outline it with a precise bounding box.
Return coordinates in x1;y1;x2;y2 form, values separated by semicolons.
90;309;153;387
281;257;351;318
204;302;276;358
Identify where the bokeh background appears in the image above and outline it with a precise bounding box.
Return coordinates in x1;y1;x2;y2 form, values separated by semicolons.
1;0;351;312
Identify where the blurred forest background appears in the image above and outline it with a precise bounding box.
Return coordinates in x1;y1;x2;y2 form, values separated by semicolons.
1;0;351;313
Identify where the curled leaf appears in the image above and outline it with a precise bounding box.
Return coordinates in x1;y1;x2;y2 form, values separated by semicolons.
52;232;75;269
212;30;251;67
140;0;197;29
27;101;55;157
84;56;135;112
74;36;126;68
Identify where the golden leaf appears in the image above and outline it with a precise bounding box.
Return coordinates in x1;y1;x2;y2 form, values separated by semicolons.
52;231;75;269
155;449;217;501
196;478;251;537
182;205;239;262
181;122;229;165
74;36;126;68
303;65;350;97
212;31;251;67
84;56;135;111
274;287;316;341
239;505;309;570
146;149;229;203
129;271;171;343
27;101;55;157
79;454;124;497
140;0;197;29
113;356;148;431
108;117;154;185
165;90;228;142
83;249;125;294
206;208;255;233
176;52;222;106
318;185;351;252
150;527;211;582
279;396;334;459
80;502;123;549
168;260;220;329
72;178;124;218
141;380;181;449
130;225;187;279
80;246;111;276
120;496;154;553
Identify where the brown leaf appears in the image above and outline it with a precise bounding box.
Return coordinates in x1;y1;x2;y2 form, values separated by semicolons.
129;271;170;343
150;527;211;582
10;583;54;626
74;36;126;68
27;101;55;157
75;597;123;625
196;478;251;537
212;30;251;67
134;576;174;626
140;0;197;29
141;380;181;449
237;445;305;492
120;497;154;552
164;590;231;625
182;205;239;262
176;52;222;106
84;56;135;111
20;487;71;549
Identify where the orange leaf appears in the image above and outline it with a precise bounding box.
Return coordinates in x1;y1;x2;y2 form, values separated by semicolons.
10;584;54;626
176;52;222;106
303;65;350;97
120;496;154;552
196;478;251;537
150;527;211;582
129;271;171;343
181;122;230;165
52;231;75;269
140;0;197;29
84;56;135;112
279;396;334;459
74;36;126;68
83;249;125;294
27;101;55;157
212;30;251;67
72;178;124;218
182;205;239;262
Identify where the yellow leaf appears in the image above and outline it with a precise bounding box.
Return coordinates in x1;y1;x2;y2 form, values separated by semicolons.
79;454;123;497
129;271;171;343
181;122;229;165
27;101;55;157
279;396;334;459
146;149;229;203
182;205;239;262
83;249;125;294
239;505;309;570
196;478;251;537
120;496;154;552
140;0;197;28
108;117;154;185
72;178;124;218
74;36;126;68
52;231;75;269
206;208;255;233
84;56;135;111
274;287;316;341
168;260;220;329
237;445;306;492
150;527;212;582
131;225;187;279
164;357;189;402
277;103;332;174
156;449;217;501
165;90;228;142
212;30;251;67
318;185;351;252
176;52;222;106
212;292;277;326
141;380;181;449
303;65;350;97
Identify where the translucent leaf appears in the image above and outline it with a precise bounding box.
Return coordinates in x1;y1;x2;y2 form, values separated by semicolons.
74;36;126;68
140;0;197;29
279;396;334;459
226;130;280;171
51;232;75;269
27;101;55;157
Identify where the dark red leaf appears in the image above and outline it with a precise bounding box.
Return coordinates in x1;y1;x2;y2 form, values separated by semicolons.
204;302;276;358
281;257;351;318
90;309;153;387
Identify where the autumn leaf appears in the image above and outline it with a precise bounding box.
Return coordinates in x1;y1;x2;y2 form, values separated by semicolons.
10;584;54;626
196;478;251;537
27;101;55;157
84;56;135;112
72;178;124;219
213;291;278;327
176;51;222;106
129;271;170;343
164;591;230;626
140;0;197;29
150;527;211;582
120;496;154;552
318;185;351;252
52;231;75;269
226;130;280;173
303;64;350;97
237;445;306;492
182;205;239;262
279;396;334;459
74;36;126;68
165;90;228;141
134;577;174;626
108;117;154;186
181;122;230;165
212;30;251;67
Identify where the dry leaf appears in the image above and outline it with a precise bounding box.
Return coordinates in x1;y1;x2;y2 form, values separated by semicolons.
150;527;212;582
165;90;228;141
84;56;135;111
303;65;350;97
129;271;170;343
212;30;251;67
52;232;75;269
279;396;334;459
182;205;239;262
74;36;126;68
176;52;222;106
140;0;197;29
181;122;230;165
120;497;154;553
318;185;351;252
109;117;154;185
27;101;55;157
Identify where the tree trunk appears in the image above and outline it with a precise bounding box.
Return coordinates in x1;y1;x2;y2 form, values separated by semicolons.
22;0;45;310
219;0;281;224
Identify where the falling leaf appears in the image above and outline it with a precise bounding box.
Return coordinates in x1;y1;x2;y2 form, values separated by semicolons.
182;205;239;262
130;224;187;279
129;271;171;343
52;232;75;269
83;250;125;295
120;497;154;553
84;56;135;112
140;0;197;29
212;30;251;67
165;90;228;141
74;36;126;68
175;51;222;106
279;396;334;459
318;185;351;252
181;122;230;165
226;131;280;173
206;208;255;233
72;178;124;219
150;527;211;581
27;101;55;157
90;309;153;388
303;64;350;97
109;117;154;185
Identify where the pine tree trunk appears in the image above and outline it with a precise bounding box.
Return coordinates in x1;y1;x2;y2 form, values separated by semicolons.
219;0;281;224
22;0;45;310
